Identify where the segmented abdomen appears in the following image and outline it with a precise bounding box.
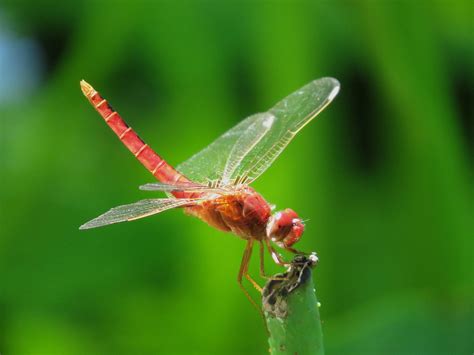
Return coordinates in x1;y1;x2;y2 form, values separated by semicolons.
80;80;194;198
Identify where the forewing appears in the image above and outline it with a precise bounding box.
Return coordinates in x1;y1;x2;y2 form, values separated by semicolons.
176;113;268;184
79;198;198;230
229;77;340;184
139;181;227;194
177;77;340;186
220;113;274;184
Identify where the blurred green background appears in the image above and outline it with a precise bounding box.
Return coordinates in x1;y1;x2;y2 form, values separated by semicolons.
0;0;472;354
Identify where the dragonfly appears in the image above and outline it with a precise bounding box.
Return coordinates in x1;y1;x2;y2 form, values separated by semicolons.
79;77;340;307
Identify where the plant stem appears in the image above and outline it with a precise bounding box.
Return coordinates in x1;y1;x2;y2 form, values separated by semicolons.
262;254;324;355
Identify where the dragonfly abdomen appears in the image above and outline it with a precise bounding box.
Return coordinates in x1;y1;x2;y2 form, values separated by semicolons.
80;80;194;198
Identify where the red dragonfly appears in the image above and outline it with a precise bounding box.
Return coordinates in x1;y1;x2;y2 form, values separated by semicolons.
79;78;339;305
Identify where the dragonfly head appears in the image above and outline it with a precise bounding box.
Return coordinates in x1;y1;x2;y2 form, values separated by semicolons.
267;208;305;247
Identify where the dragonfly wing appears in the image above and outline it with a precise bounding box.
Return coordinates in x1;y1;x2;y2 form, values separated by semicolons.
176;112;269;184
79;198;198;230
229;77;340;184
139;182;228;194
177;77;339;185
220;113;274;184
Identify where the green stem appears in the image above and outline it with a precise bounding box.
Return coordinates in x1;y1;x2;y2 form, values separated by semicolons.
262;254;324;355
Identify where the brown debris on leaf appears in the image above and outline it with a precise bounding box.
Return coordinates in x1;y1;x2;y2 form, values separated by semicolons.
262;253;318;318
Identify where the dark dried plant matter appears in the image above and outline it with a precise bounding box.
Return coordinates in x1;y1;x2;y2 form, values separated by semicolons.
263;254;324;355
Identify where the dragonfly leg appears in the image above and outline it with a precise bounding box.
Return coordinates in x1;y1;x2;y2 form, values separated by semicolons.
246;274;263;293
237;240;263;312
265;238;290;267
258;241;268;278
244;240;263;293
259;241;287;281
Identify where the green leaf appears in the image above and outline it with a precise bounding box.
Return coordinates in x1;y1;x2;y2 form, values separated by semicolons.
263;254;323;355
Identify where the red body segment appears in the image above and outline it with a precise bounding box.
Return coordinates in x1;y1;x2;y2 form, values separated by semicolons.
185;187;272;240
80;81;195;198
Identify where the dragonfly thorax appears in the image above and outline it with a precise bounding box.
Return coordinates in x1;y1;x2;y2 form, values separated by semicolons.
266;208;305;247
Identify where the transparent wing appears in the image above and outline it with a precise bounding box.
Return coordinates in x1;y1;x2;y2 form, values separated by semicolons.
177;77;340;185
79;198;198;230
176;113;271;184
220;113;274;184
229;77;340;184
139;181;227;194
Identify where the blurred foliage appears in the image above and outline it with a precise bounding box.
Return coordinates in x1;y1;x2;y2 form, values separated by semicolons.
0;0;472;354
